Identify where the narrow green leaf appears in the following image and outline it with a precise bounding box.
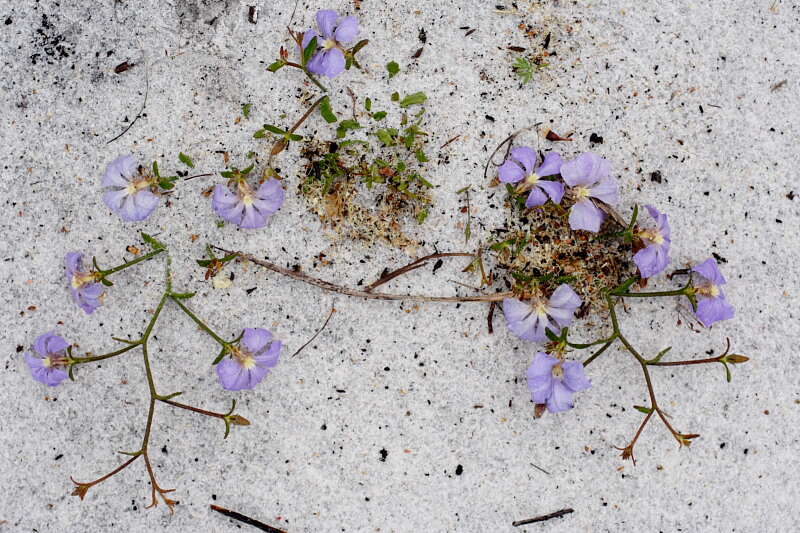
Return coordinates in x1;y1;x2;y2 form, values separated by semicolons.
415;149;429;163
152;161;160;177
399;91;427;108
391;92;400;102
416;208;429;224
141;233;165;250
253;129;267;139
386;61;400;78
372;111;387;121
634;405;653;414
302;36;318;67
178;152;195;168
365;97;372;111
336;119;362;139
171;291;196;299
320;96;337;123
242;103;252;118
264;124;286;135
267;60;285;72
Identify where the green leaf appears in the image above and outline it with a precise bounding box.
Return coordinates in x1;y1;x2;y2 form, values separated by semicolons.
386;61;400;78
302;36;318;67
391;92;400;102
375;128;398;146
399;91;427;108
336;119;362;139
415;149;429;163
241;164;255;175
197;259;213;267
416;208;429;224
288;133;304;141
372;111;387;121
264;124;286;135
141;232;165;250
242;103;252;118
152;161;160;178
320;96;337;123
158;178;175;190
171;291;196;299
634;405;653;414
178;152;195;168
365;97;372;111
253;129;267;139
267;60;285;72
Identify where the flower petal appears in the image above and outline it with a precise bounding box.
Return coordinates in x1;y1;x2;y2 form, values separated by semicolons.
255;340;282;368
693;258;726;286
536;180;564;204
102;155;137;187
588;176;619;206
568;199;605;232
561;361;591;392
695;294;735;327
334;15;359;43
253;179;286;216
216;359;248;391
316;10;338;38
502;298;539;342
510;146;537;174
525;186;548;207
320;48;346;77
103;188;128;212
549;284;582;312
131;190;160;221
561;152;610;187
527;352;559;404
240;205;267;229
546;381;575;412
242;328;273;354
497;159;525;183
212;184;244;224
634;244;669;279
34;332;68;356
65;252;82;276
536;152;563;177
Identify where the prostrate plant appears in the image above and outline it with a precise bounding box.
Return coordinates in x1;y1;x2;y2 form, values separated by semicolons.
489;138;747;461
23;234;281;510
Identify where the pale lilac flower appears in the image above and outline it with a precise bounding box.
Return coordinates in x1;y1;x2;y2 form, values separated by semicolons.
212;178;285;229
503;284;582;342
302;10;360;78
65;252;104;314
102;155;160;222
560;152;618;232
691;258;734;327
527;352;591;413
498;147;564;207
634;205;671;279
25;332;70;387
216;328;282;391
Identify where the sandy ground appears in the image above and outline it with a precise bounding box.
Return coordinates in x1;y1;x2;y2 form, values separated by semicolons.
1;0;799;531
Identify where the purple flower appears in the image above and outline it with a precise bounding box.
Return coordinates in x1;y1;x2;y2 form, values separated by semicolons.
527;352;591;413
212;178;285;229
498;147;565;207
102;155;160;222
503;284;582;342
633;205;671;279
302;10;360;78
25;332;70;387
216;328;283;391
691;258;735;327
561;152;618;232
65;252;104;314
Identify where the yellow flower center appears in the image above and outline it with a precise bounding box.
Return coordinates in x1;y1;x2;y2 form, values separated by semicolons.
534;301;549;317
698;284;720;297
241;356;257;370
231;345;257;369
525;172;540;186
71;272;96;289
125;178;152;195
573;186;590;200
323;38;337;50
43;356;53;368
640;229;665;245
552;364;564;378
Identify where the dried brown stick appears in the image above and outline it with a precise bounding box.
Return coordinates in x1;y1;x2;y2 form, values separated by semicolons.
292;304;336;357
210;504;287;533
365;252;474;292
512;508;574;527
213;247;510;303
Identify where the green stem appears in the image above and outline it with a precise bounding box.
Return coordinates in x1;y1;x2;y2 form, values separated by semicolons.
303;69;328;92
70;342;139;365
582;338;616;367
170;296;229;348
159;398;226;420
568;334;617;350
613;288;689;298
100;248;165;277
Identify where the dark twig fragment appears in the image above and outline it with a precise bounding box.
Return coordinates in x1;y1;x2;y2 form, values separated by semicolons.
292;304;336;357
512;508;574;527
210;504;287;533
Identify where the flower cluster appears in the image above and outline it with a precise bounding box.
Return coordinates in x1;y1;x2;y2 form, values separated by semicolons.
497;146;737;416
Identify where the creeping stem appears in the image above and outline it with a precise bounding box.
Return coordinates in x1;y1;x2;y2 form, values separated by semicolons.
99;248;166;277
170;296;231;348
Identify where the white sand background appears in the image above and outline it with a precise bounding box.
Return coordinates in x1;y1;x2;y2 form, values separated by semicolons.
1;0;798;531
